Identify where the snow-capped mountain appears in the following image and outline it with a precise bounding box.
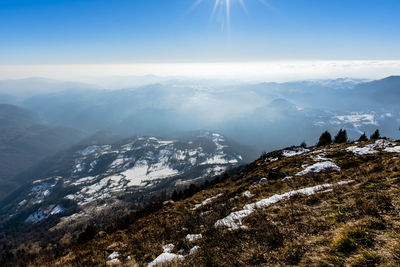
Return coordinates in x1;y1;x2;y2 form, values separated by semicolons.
0;132;248;228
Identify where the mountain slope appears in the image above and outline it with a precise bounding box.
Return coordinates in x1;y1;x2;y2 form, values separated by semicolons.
0;77;97;97
11;138;400;266
0;131;251;252
352;75;400;106
0;104;86;200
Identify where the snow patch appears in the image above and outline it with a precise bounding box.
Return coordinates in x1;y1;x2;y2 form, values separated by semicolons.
346;139;398;155
312;153;329;161
76;145;100;156
186;234;202;242
242;191;254;198
346;145;377;155
374;139;396;148
123;160;179;187
71;176;96;186
162;244;175;253
50;205;64;215
296;161;340;176
215;180;354;230
193;193;223;210
254;178;268;184
18;199;27;206
265;157;278;163
107;252;120;263
189;246;200;255
282;147;310;157
148;244;183;267
384;146;400;153
200;155;238;165
25;210;47;223
200;210;212;216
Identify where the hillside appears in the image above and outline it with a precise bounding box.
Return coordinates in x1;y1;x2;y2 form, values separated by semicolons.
10;137;399;266
0;104;86;200
0;131;253;261
352;76;400;106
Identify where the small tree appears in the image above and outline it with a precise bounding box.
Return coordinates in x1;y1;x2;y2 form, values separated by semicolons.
171;190;179;201
317;131;332;147
358;132;368;142
77;224;96;243
370;129;380;140
334;129;348;144
300;141;307;148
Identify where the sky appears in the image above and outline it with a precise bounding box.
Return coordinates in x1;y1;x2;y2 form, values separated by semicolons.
1;0;400;80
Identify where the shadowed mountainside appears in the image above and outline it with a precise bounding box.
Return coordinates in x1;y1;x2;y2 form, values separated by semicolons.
0;104;86;201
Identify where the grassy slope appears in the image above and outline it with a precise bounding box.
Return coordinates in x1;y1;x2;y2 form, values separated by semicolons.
31;140;400;266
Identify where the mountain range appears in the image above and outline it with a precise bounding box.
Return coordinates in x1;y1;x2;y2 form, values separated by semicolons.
0;75;398;201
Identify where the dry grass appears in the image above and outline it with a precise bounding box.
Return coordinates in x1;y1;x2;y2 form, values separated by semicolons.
29;141;400;266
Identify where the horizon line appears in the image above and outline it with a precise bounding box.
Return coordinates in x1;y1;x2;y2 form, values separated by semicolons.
0;60;400;84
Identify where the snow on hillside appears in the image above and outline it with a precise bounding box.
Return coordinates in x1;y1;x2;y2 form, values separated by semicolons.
11;133;243;224
384;146;400;153
346;145;377;155
193;193;224;210
346;139;398;155
296;161;341;176
25;205;64;223
148;244;184;267
282;147;309;157
215;180;354;230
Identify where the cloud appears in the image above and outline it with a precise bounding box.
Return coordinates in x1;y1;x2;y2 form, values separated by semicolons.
0;60;399;84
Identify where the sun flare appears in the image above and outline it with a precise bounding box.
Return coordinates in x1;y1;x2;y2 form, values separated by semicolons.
192;0;270;30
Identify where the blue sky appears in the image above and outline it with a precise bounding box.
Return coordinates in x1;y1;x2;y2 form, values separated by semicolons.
1;0;400;64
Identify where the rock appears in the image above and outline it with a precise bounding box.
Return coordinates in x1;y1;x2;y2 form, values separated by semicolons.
163;200;175;206
106;260;120;266
98;231;107;238
107;242;123;250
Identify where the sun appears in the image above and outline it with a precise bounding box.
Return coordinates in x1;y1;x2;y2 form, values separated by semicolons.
211;0;243;25
192;0;270;31
189;0;245;31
